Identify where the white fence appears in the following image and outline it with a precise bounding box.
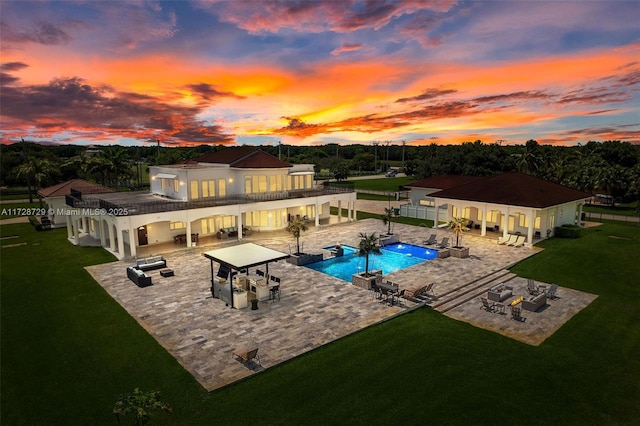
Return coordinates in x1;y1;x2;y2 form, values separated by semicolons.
399;204;448;224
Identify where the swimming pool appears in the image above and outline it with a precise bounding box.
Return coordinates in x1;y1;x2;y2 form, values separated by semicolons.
305;243;437;282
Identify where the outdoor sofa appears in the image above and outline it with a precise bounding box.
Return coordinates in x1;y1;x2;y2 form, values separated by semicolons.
126;266;152;288
135;255;167;271
522;293;547;312
487;283;513;302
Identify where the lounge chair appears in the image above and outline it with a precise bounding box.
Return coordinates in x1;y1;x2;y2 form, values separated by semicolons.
511;306;524;321
508;235;525;247
423;234;437;245
498;234;515;245
232;347;261;365
546;283;558;299
480;297;495;312
436;237;449;249
527;279;539;295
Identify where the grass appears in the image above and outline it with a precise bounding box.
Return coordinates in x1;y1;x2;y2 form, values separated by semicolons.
351;176;413;192
583;201;639;217
2;221;639;424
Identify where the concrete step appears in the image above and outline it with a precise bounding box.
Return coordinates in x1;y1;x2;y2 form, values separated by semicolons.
432;270;516;313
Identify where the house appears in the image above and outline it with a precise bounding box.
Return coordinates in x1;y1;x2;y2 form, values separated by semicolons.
63;147;357;259
401;172;591;246
37;179;115;227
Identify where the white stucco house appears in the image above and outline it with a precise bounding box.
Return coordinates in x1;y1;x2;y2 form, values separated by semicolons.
62;147;357;259
401;172;591;246
38;179;115;227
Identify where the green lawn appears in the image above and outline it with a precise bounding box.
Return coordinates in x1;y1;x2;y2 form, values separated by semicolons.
583;201;639;217
351;176;413;191
1;222;639;424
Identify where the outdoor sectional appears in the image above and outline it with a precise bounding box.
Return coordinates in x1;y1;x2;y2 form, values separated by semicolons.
135;255;167;271
522;293;547;312
126;266;152;288
487;283;513;302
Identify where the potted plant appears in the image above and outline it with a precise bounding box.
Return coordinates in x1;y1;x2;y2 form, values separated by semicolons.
352;232;383;289
285;217;322;266
379;206;399;245
447;217;470;258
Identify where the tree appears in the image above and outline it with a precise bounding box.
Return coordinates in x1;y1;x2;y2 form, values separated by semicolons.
113;388;171;425
357;232;382;276
382;206;398;235
14;157;59;204
447;217;470;248
329;161;349;181
286;216;308;255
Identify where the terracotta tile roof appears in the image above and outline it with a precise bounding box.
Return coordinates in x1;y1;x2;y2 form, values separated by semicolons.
195;148;292;168
406;175;483;189
431;172;591;208
37;179;116;197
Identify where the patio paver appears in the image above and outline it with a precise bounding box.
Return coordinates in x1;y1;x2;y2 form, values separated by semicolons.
86;218;595;390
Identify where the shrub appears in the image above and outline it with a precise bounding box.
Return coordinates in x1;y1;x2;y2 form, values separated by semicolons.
555;224;581;238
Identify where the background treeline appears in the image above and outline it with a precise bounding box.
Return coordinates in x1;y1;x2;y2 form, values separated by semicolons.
1;140;639;203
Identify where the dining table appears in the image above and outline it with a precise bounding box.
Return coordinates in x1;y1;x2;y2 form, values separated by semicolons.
376;281;399;305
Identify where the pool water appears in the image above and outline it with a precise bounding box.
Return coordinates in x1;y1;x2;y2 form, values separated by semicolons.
305;243;437;282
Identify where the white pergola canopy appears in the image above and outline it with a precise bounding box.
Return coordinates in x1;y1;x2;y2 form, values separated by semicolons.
203;243;290;308
204;243;289;271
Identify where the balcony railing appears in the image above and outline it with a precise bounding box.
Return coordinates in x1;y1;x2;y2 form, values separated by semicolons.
65;186;354;216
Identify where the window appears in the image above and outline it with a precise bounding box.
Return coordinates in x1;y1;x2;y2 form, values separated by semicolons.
269;175;277;192
518;213;529;228
461;207;471;219
276;175;283;191
173;179;178;193
420;199;435;207
245;176;252;194
202;180;209;198
222;216;235;228
201;218;215;234
534;215;541;229
190;180;199;200
305;175;312;189
169;221;186;230
160;179;165;190
218;179;226;197
487;210;499;223
208;180;216;197
258;176;267;193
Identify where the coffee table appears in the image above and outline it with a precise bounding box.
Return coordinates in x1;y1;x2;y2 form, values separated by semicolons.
160;269;174;277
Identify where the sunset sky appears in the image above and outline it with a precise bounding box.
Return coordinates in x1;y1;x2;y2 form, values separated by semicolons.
1;0;639;147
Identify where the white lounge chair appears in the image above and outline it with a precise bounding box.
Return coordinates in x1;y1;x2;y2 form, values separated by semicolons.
508;235;525;246
498;234;515;245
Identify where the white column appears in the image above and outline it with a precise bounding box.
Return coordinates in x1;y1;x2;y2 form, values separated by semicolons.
129;226;137;258
337;200;342;223
577;203;584;226
481;206;487;236
109;224;116;251
527;211;534;245
432;202;439;228
82;216;89;233
99;220;106;246
117;227;125;257
315;200;320;227
237;213;243;241
186;220;192;248
66;215;73;239
352;198;358;221
502;209;508;239
73;218;80;245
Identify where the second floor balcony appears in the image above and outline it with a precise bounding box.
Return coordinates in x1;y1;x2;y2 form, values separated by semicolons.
65;184;355;216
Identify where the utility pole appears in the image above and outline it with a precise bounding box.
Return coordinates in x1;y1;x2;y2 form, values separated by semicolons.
373;141;378;173
402;140;406;170
278;141;281;160
156;139;161;165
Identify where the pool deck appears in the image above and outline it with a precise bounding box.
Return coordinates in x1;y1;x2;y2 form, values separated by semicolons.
86;217;597;391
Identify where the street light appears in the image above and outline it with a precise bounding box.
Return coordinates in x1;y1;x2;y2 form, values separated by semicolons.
372;141;379;173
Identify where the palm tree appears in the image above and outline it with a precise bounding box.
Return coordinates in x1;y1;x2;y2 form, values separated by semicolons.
15;157;58;204
286;216;308;255
357;232;382;276
447;217;470;248
382;206;398;235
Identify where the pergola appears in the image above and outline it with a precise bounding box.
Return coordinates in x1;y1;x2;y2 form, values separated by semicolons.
203;243;290;308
